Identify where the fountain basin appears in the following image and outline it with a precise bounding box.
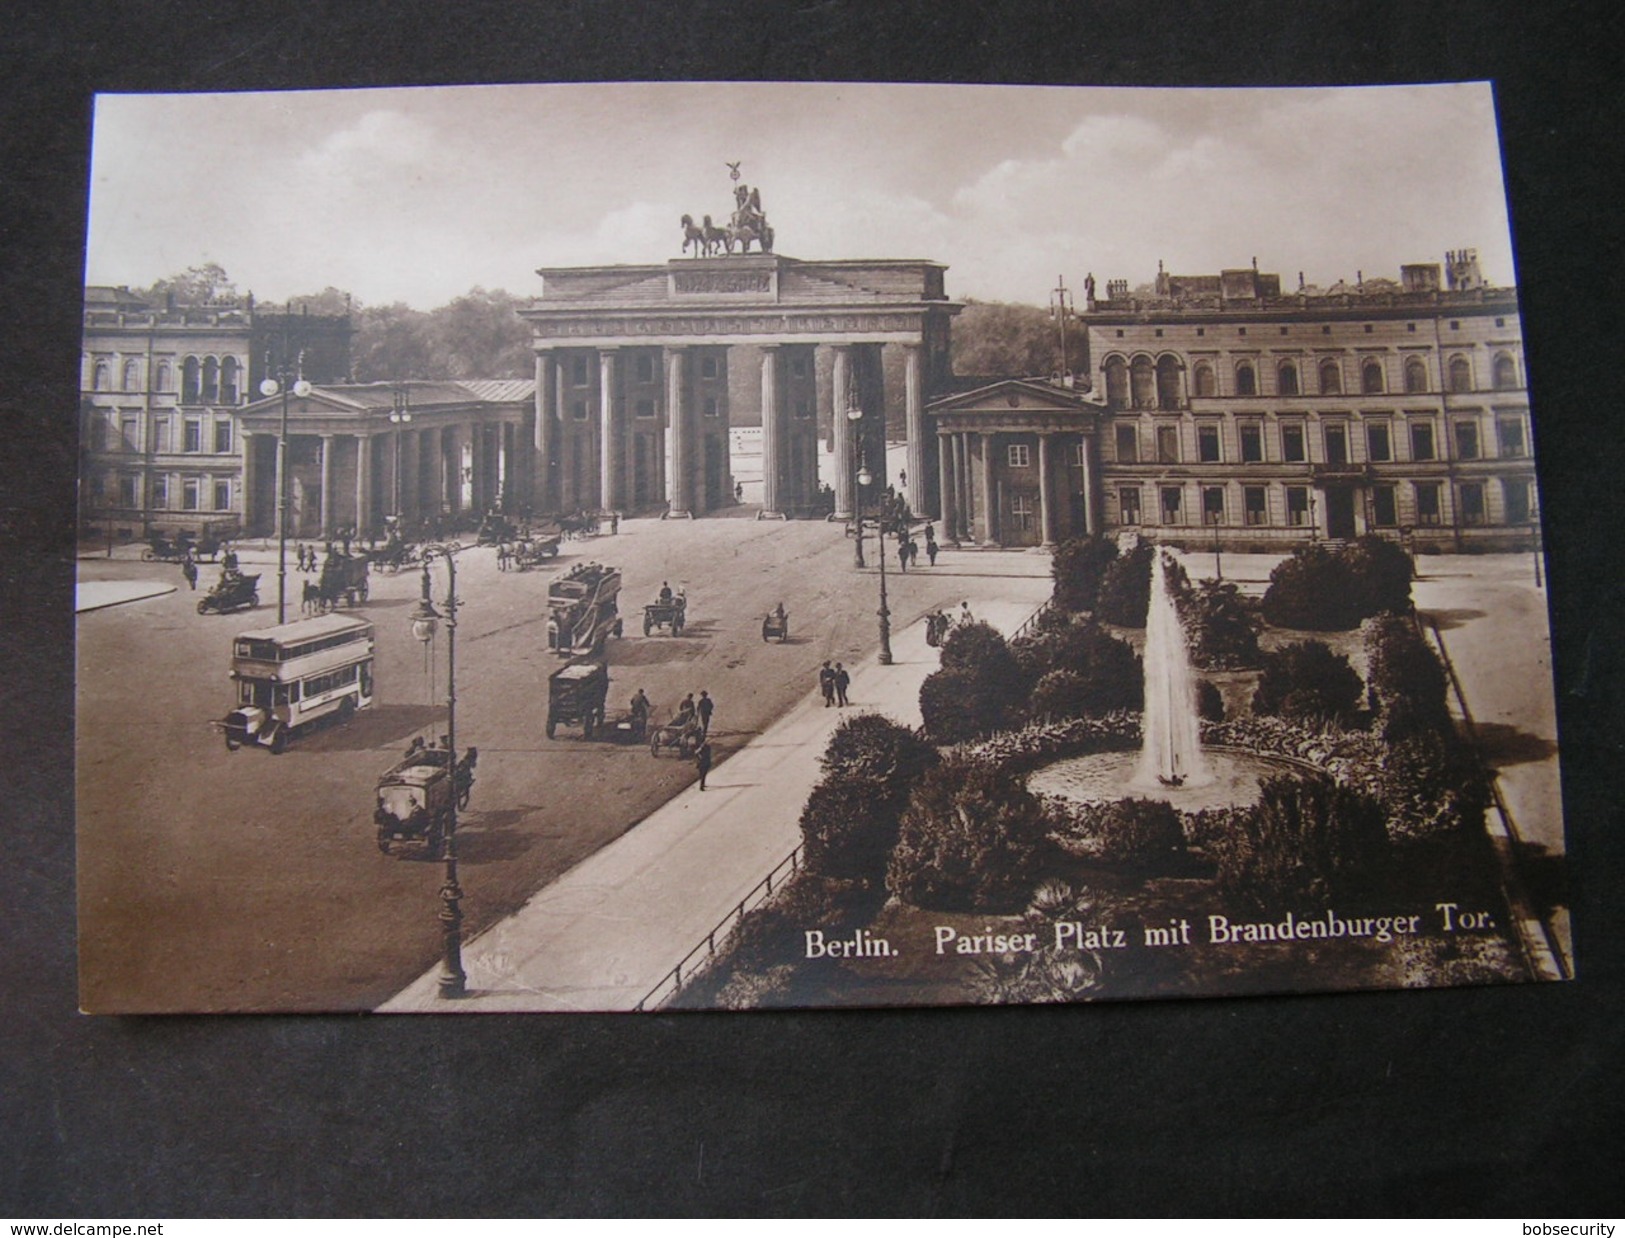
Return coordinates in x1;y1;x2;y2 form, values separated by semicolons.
1028;747;1305;813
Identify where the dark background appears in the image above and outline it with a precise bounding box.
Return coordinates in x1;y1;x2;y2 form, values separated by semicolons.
4;0;1622;1216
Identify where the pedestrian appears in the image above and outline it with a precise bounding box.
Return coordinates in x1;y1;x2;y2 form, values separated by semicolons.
696;689;714;736
181;555;198;590
695;738;714;790
221;544;239;575
959;600;974;626
897;538;909;572
610;511;620;535
496;542;509;572
676;692;696;727
834;662;851;707
906;538;919;568
819;660;835;708
630;688;651;732
926;534;938;567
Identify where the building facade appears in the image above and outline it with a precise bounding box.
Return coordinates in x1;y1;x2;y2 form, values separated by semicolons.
519;253;959;520
79;287;351;538
927;253;1537;553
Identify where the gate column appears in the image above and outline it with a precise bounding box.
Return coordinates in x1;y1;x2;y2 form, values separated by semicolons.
666;347;692;518
599;349;618;511
831;345;854;520
759;345;784;518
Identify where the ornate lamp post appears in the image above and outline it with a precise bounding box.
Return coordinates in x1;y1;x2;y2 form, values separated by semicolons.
857;463;894;666
1050;274;1075;384
259;355;311;625
390;384;413;526
409;543;467;999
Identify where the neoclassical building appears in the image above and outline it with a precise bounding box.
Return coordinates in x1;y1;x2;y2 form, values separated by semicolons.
926;252;1536;553
518;253;959;520
79;286;350;537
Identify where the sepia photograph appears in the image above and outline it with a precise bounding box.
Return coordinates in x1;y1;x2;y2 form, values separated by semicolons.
75;80;1568;1014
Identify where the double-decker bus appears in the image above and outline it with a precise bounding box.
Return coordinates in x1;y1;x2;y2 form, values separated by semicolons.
221;613;375;752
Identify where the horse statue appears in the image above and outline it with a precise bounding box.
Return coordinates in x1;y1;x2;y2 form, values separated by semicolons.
724;216;774;255
680;214;706;256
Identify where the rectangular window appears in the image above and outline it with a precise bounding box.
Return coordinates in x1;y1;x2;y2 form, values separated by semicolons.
1455;421;1480;460
1287;486;1309;526
1244;486;1267;525
1282;424;1306;463
1118;487;1141;525
572;357;589;386
1007;443;1031;468
1202;486;1225;523
703;397;720;418
184;419;202;452
1240;425;1263;463
151;475;168;509
214;420;232;454
182;478;200;510
1459;482;1485;525
118;475;138;508
1160;486;1182;525
213;479;231;511
635;354;654;384
1410;422;1436;461
120;418;139;452
1156;425;1179;464
1115;424;1139;463
1324;425;1349;465
1415;482;1442;525
1366;423;1391;462
1372;484;1398;527
1503;478;1532;525
795;396;812;420
571;400;588;421
1011;493;1035;530
1197;424;1221;463
1498;418;1527;458
635;398;655;419
791;357;808;379
1070;442;1086;467
153;418;170;453
700;356;719;379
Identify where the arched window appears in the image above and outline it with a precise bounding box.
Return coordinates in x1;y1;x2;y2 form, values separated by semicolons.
121;359;141;392
93;360;110;391
1129;356;1156;409
1448;356;1472;393
1278;362;1299;396
155;360;172;393
181;357;202;404
1155;356;1183;409
1318;360;1342;395
1404;357;1428;394
1235;363;1256;397
221;357;240;404
1493;353;1519;390
1103;357;1129;410
1361;360;1385;394
1193;363;1216;398
202;356;221;403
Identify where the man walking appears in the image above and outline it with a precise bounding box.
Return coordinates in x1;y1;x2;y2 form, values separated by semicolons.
696;690;714;737
818;661;835;707
180;554;198;591
695;738;714;791
834;662;851;707
925;531;938;566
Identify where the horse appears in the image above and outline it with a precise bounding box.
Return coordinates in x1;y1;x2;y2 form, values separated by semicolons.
301;580;324;615
724;220;774;255
680;214;706;255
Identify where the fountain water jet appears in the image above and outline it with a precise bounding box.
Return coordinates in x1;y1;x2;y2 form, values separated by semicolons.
1132;549;1211;790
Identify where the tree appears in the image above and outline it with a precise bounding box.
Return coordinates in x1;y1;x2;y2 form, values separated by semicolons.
138;263;238;306
1179;579;1262;669
922;623;1027;741
1012;617;1142;715
951;300;1088;379
800;715;939;883
1252;640;1364;725
427;287;533;379
352;302;437;382
284;287;357;316
1051;535;1118;613
1095;541;1188;628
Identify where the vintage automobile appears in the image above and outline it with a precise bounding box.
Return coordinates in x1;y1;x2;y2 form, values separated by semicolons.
643;590;687;636
373;740;478;858
649;714;702;759
546;660;609;739
510;535;561;571
197;571;260;615
140;534;191;563
761;606;789;643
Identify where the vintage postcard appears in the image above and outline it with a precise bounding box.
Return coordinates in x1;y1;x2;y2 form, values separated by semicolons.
76;81;1567;1012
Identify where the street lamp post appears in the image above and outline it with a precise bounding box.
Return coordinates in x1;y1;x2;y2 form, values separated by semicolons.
409;543;467;999
259;355;311;625
1208;509;1223;581
847;398;866;569
390;384;413;528
1050;274;1075;384
857;464;894;666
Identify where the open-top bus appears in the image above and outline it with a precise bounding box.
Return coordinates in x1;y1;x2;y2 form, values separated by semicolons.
221;613;375;752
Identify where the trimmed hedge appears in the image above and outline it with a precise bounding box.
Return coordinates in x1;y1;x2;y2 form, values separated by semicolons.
801;714;939;883
1252;640;1365;726
1051;535;1119;613
1261;537;1414;631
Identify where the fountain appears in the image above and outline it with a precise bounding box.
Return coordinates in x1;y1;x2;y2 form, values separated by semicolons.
1132;548;1211;790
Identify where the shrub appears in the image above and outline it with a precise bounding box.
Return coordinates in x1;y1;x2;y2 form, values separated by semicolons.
1252;640;1364;725
1051;535;1119;613
1209;774;1390;908
1030;670;1091;721
1196;678;1225;722
1180;579;1262;669
819;713;939;786
1093;797;1186;868
1377;731;1491;840
924;623;1026;741
1364;614;1451;741
1343;535;1414;617
1012;617;1143;715
1096;542;1155;627
1260;543;1360;630
800;714;939;883
940;620;1019;677
887;759;1051;912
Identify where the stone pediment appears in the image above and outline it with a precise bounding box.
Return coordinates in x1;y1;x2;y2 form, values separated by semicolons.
929;378;1096;416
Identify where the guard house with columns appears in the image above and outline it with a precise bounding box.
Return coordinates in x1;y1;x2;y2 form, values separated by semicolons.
235;380;532;540
928;379;1101;548
518;254;959;521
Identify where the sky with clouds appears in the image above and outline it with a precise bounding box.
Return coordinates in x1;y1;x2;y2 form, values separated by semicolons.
85;81;1516;310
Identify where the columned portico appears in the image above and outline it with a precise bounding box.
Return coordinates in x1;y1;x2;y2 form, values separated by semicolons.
903;343;925;514
319;434;334;538
831;344;854;520
759;345;784;518
979;433;998;546
1038;432;1056;547
534;351;555;512
599;349;618;511
666;347;692;518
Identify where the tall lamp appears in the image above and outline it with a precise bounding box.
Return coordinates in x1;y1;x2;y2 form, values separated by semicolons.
857;463;894;666
847;395;866;568
260;355;311;625
390;384;412;528
409;543;467;999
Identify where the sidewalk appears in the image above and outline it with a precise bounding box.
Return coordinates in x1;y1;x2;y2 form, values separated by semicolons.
379;578;1052;1013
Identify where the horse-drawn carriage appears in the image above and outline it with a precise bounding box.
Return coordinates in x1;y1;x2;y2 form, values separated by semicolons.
509;534;561;571
643;590;687;636
649;715;703;759
373;740;478;858
368;538;417;573
141;534;190;563
198;571;260;615
307;551;369;612
761;606;789;643
476;512;519;546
